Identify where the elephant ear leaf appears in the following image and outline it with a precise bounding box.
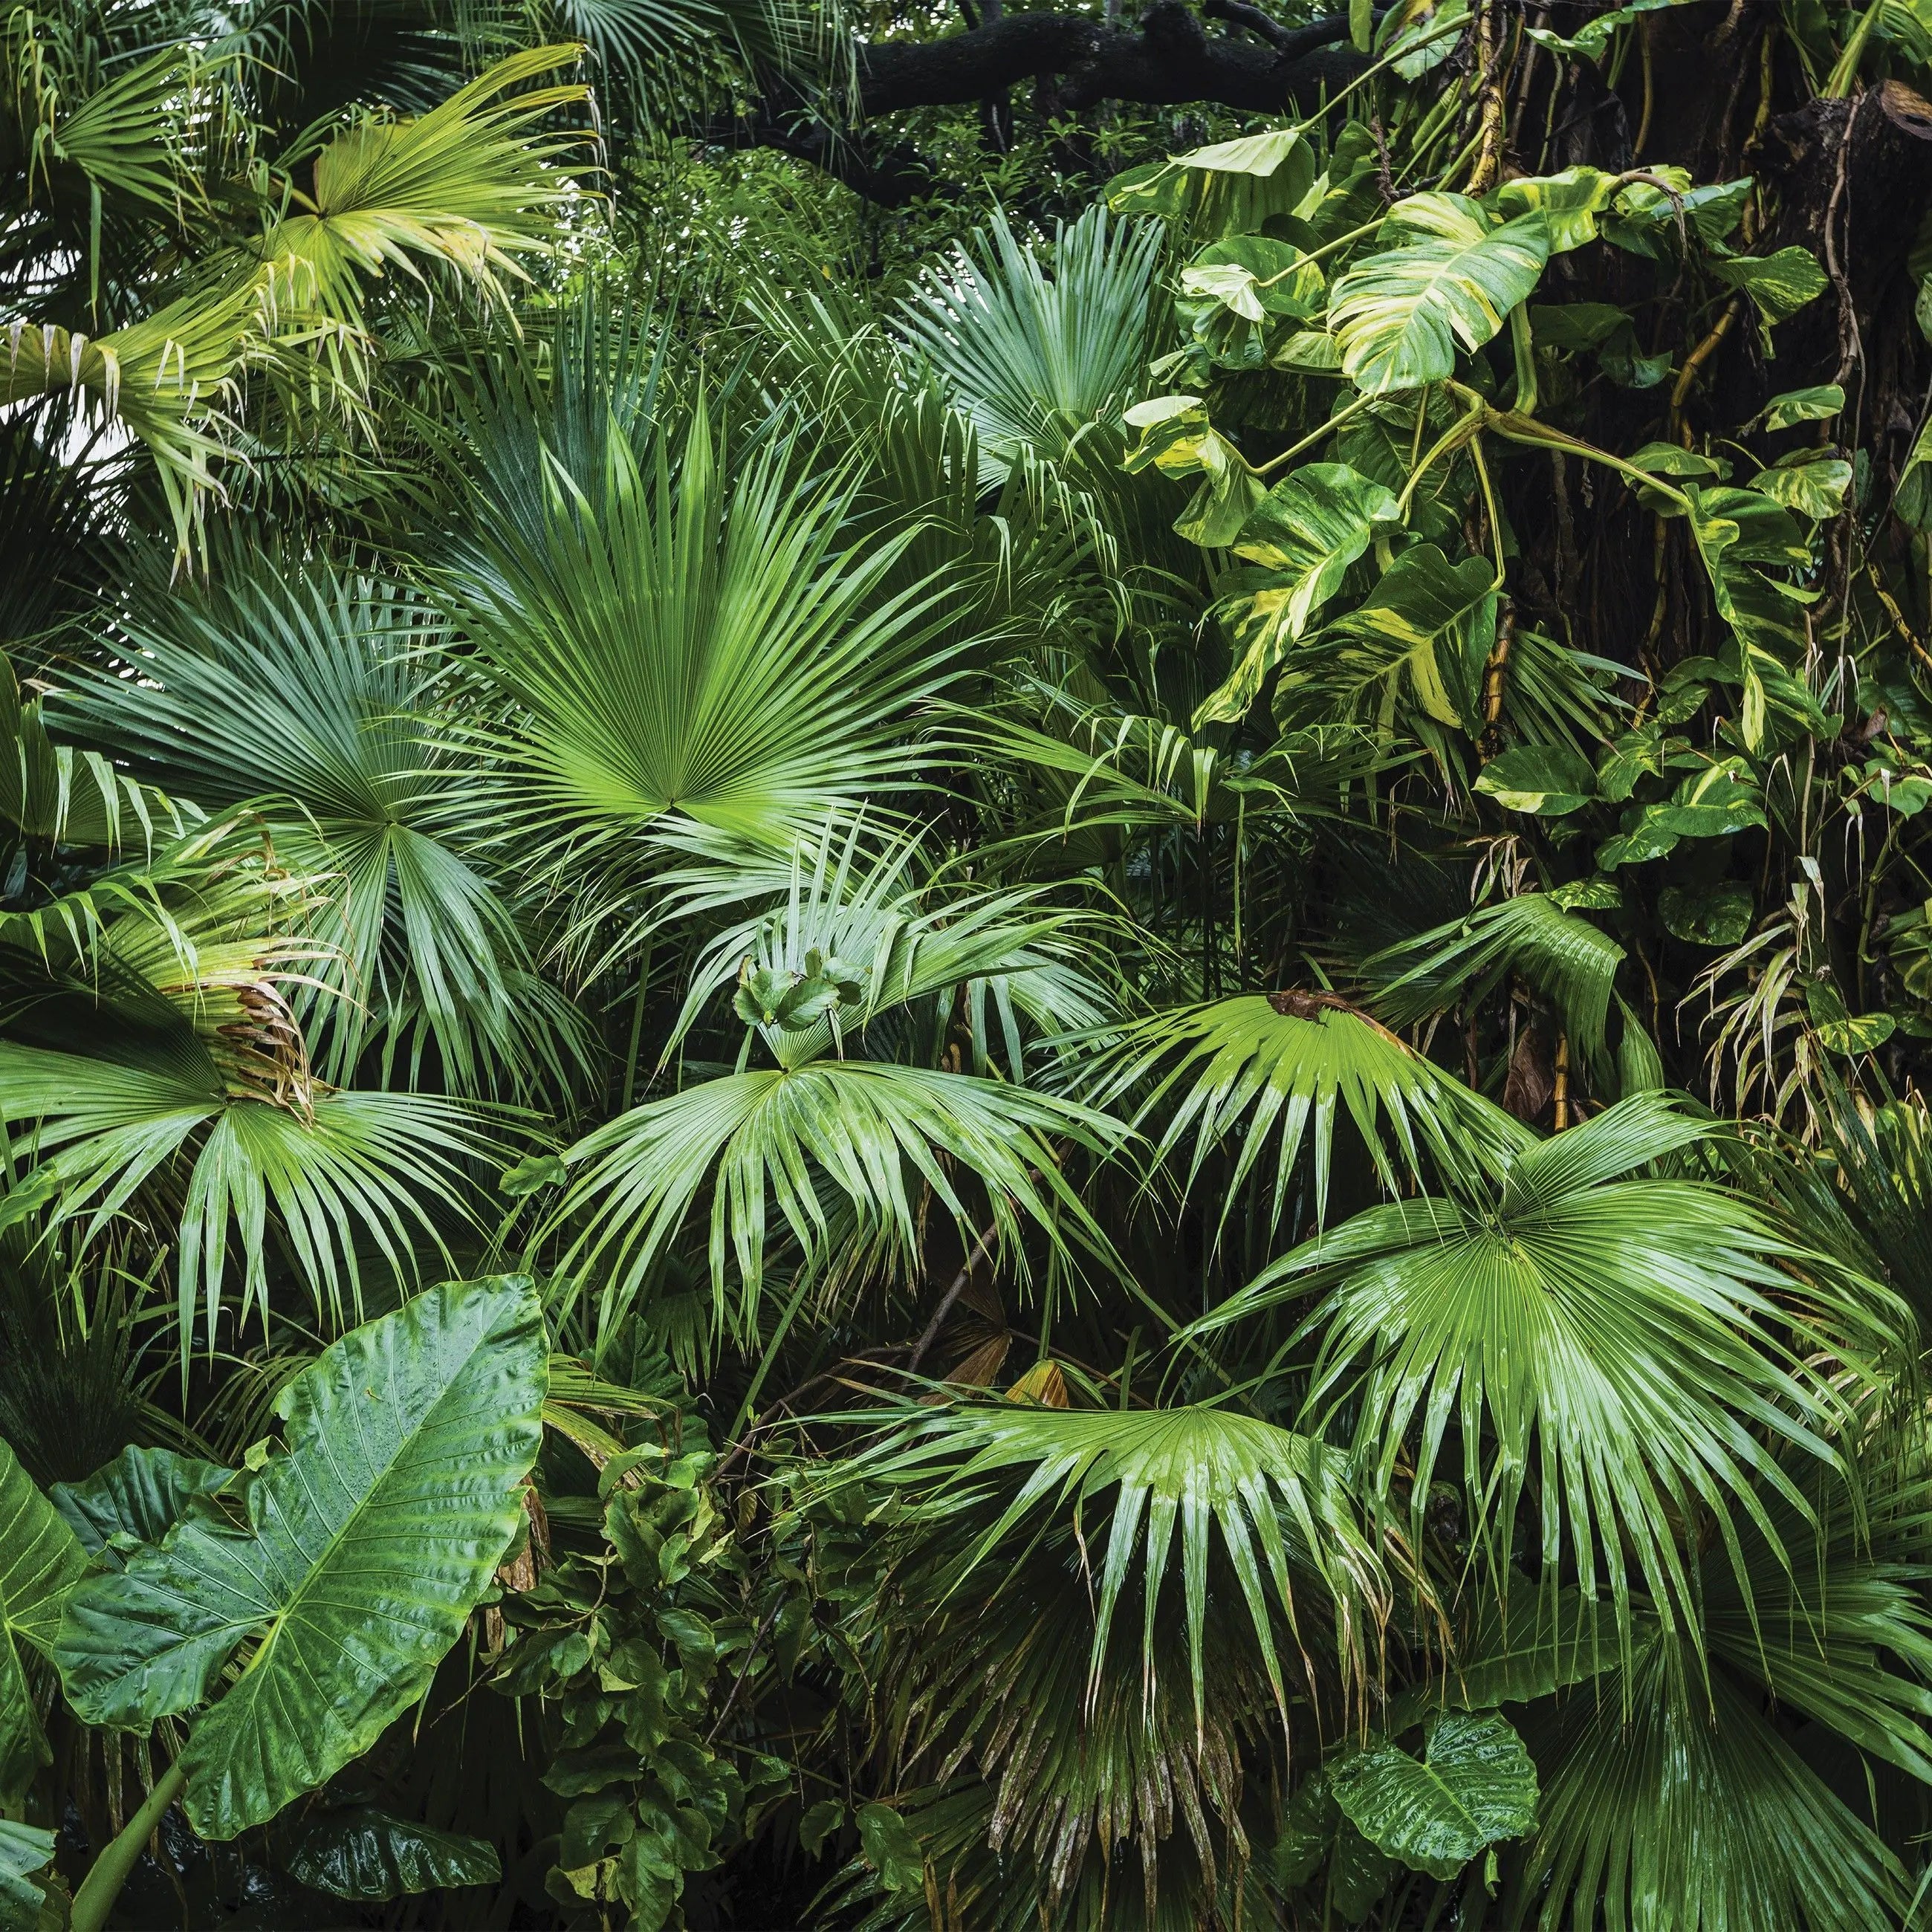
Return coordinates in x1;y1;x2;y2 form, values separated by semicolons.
54;1277;548;1838
1329;1708;1539;1879
51;1447;234;1563
285;1807;502;1900
0;1438;88;1806
0;1818;57;1932
1328;196;1552;393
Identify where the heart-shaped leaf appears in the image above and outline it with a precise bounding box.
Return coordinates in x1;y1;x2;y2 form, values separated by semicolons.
1329;1709;1538;1879
55;1277;548;1838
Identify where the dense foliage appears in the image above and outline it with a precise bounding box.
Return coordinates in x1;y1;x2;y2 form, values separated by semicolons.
8;0;1932;1925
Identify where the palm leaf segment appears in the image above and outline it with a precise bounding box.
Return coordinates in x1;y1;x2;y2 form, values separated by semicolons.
832;1401;1390;1732
1199;1093;1890;1644
1081;990;1531;1231
1367;890;1628;1077
56;548;576;1097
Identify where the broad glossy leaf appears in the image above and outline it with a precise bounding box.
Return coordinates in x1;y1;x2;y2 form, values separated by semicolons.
1475;742;1598;814
1525;0;1673;58
1328;198;1551;392
1196;464;1400;724
856;1803;924;1893
1121;395;1265;545
1714;245;1829;324
1763;383;1844;429
286;1808;502;1899
1494;166;1619;250
51;1446;233;1562
1330;1710;1537;1878
1754;449;1852;521
55;1277;548;1838
0;1438;86;1804
1181;236;1326;322
1312;542;1497;728
1107;129;1315;236
0;1820;55;1932
1659;881;1754;945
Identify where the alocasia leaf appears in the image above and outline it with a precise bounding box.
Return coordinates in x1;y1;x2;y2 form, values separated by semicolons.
54;1277;548;1838
0;1437;87;1805
0;1820;56;1932
1329;1709;1539;1879
51;1447;233;1563
285;1807;502;1899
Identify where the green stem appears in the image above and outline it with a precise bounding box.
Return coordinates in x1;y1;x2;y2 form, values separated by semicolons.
71;1757;188;1932
1825;0;1884;97
1254;393;1372;476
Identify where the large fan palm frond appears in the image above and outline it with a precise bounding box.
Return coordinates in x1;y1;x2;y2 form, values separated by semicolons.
1517;1624;1910;1931
435;404;970;957
255;43;591;322
553;1061;1124;1339
54;545;583;1098
0;876;503;1353
1196;1093;1894;1648
897;204;1165;490
1363;891;1628;1077
1078;991;1530;1233
824;1400;1391;1737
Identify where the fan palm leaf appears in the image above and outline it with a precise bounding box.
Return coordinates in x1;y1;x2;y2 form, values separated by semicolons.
1195;1093;1894;1647
55;545;581;1097
554;1061;1124;1337
897;204;1164;490
435;404;970;955
1078;991;1529;1232
826;1400;1390;1735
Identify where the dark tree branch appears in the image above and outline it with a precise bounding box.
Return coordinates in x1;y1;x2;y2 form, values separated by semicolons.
854;1;1363;116
700;3;1370;205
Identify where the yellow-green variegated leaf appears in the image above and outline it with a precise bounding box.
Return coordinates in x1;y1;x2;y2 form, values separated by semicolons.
1328;197;1552;393
1196;464;1398;724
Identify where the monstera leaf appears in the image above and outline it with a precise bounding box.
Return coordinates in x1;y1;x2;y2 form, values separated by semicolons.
55;1278;547;1838
0;1439;88;1806
51;1447;233;1563
1327;195;1552;392
285;1808;501;1899
1330;1710;1538;1878
1311;542;1499;728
